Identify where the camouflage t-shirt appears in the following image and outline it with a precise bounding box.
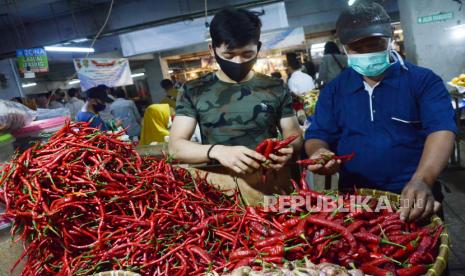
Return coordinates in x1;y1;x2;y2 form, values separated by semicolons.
176;73;294;148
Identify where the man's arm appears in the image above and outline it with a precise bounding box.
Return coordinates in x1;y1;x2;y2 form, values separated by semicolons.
400;131;455;221
168;116;266;173
168;116;212;164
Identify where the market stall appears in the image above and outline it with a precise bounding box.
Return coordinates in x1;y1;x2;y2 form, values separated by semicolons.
0;122;448;275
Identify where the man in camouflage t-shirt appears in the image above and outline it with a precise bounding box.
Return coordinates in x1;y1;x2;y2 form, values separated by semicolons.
169;8;302;176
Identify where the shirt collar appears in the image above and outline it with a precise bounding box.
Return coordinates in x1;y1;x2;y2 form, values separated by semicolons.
348;60;402;94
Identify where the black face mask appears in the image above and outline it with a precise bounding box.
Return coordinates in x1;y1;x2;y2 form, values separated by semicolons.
214;43;261;83
94;102;106;112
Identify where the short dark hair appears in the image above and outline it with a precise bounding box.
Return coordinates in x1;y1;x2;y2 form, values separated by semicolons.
68;88;78;98
160;79;173;90
114;88;126;99
210;8;262;49
324;41;341;55
271;72;282;79
287;53;301;70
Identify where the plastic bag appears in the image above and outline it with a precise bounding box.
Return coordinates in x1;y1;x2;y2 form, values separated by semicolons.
35;107;71;120
0;100;36;132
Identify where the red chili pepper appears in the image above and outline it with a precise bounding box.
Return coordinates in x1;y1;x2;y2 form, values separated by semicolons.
360;264;394;276
396;265;427;276
254;236;285;249
263;139;275;158
306;216;357;255
229;248;257;261
273;134;299;151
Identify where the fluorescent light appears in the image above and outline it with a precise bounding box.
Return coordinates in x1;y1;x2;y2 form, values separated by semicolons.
168;70;174;74
22;83;37;88
348;0;357;6
72;38;90;43
68;79;81;85
394;29;403;34
447;24;465;40
44;46;95;53
131;73;145;78
452;28;465;40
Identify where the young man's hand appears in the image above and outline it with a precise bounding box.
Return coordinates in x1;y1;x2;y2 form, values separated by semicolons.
306;148;340;175
400;179;441;222
268;147;294;171
210;145;265;174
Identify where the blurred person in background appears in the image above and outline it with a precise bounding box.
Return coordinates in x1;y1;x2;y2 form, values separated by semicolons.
287;54;315;97
34;92;52;109
65;88;84;120
271;71;282;81
160;79;178;109
110;88;142;139
140;103;171;145
303;57;317;80
49;89;66;108
76;86;115;131
317;41;348;87
96;84;115;122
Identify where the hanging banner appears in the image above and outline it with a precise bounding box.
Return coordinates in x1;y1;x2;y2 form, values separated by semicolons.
260;27;306;51
73;58;133;90
16;48;48;73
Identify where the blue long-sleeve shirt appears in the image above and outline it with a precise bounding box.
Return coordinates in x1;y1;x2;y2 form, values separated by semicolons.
305;60;457;193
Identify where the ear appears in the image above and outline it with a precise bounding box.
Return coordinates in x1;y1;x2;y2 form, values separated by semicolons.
208;43;215;57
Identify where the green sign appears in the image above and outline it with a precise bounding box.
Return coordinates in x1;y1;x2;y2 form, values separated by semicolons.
16;48;48;73
417;12;454;24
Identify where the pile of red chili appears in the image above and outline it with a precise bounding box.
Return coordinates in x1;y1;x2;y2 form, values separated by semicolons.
0;122;248;275
0;123;444;276
228;177;445;276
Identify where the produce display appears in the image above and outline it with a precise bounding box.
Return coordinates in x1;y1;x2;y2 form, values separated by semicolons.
301;91;319;117
221;259;363;276
449;73;465;93
0;123;445;276
450;74;465;87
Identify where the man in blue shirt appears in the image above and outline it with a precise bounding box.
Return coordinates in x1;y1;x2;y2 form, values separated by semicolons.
305;2;456;222
76;86;114;131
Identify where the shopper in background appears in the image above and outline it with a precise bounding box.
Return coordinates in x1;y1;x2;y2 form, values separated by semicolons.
287;55;315;96
317;41;348;87
159;79;178;109
49;89;66;109
303;57;317;80
170;8;302;177
34;92;51;109
110;88;141;139
96;84;115;122
76;86;114;131
305;1;456;222
140;103;171;145
270;71;282;81
65;88;84;120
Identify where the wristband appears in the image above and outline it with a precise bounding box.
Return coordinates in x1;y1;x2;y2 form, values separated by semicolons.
207;144;217;161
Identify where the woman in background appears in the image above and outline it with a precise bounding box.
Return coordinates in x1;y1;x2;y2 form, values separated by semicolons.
140;104;171;145
317;41;348;87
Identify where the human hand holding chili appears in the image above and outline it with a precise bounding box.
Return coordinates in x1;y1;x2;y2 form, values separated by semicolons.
306;148;340;175
268;147;293;171
210;145;265;174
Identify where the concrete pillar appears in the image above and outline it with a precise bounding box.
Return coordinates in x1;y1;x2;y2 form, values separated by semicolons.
398;0;465;82
144;54;166;103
